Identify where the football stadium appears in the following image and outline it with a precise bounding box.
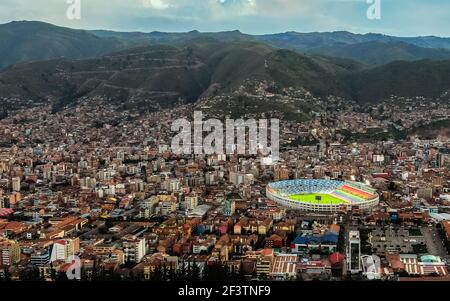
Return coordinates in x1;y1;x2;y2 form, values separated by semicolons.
266;179;379;212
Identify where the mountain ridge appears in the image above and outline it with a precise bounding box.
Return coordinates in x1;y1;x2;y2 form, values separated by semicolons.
2;21;450;70
1;39;449;110
1;21;450;113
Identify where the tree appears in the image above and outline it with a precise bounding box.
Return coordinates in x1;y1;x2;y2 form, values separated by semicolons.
151;265;163;281
105;219;114;229
1;268;11;281
161;264;168;281
123;257;134;269
95;266;106;281
19;269;29;281
202;263;210;281
206;263;218;281
186;262;193;280
177;260;186;281
208;262;227;281
229;265;239;281
167;265;176;281
238;263;246;281
191;261;201;281
50;268;57;282
388;181;397;191
128;269;135;281
30;267;41;281
98;226;108;235
56;271;68;281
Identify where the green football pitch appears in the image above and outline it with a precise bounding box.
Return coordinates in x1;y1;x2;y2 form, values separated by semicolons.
288;193;348;204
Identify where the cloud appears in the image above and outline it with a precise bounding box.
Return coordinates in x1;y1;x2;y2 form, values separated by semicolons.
142;0;174;10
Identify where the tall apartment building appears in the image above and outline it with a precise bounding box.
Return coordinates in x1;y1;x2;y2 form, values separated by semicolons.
31;248;51;267
348;231;361;274
123;237;146;263
274;165;289;181
159;199;177;215
223;199;236;216
0;239;21;266
11;177;21;192
184;195;199;211
256;254;273;278
50;238;80;263
79;177;97;189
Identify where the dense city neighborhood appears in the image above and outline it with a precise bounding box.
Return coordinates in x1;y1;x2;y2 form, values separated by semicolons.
1;83;450;281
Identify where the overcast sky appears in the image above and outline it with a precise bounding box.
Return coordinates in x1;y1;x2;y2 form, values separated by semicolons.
1;0;449;36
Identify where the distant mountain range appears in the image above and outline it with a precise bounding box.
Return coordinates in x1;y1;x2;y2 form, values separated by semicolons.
1;21;450;109
257;31;450;52
308;41;450;66
2;21;450;69
78;26;450;67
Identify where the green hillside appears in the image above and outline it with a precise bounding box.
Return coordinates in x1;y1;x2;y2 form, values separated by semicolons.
0;40;356;108
350;60;450;103
0;21;133;69
1;34;450;109
310;41;450;66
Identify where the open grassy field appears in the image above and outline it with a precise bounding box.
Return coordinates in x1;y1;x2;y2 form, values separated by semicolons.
288;193;348;205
